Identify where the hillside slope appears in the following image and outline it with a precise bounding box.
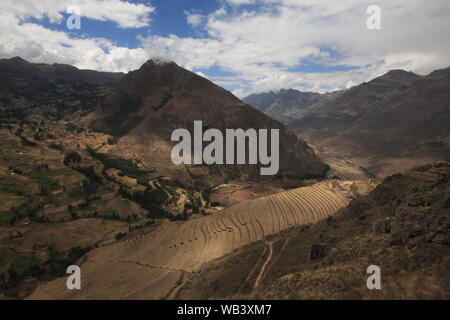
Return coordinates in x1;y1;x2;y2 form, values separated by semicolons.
289;69;450;176
28;181;349;299
243;89;342;122
0;57;123;120
90;60;329;187
176;161;450;300
245;67;450;177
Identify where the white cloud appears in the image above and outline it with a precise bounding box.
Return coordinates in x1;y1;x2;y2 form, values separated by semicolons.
226;0;257;5
0;0;155;28
0;0;155;72
195;71;209;79
185;12;204;27
140;0;450;96
1;0;449;97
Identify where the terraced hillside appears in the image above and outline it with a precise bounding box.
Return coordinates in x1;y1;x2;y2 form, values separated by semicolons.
28;183;348;299
177;161;450;300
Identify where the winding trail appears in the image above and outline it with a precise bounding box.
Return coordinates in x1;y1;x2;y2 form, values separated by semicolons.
252;241;273;296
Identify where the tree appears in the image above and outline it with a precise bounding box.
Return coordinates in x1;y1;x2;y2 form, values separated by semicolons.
64;152;82;166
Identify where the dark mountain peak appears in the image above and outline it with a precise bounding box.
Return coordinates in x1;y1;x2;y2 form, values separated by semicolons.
0;58;123;101
138;58;180;73
243;88;329;122
0;57;31;70
49;62;78;70
246;90;275;98
279;88;314;95
120;59;221;99
427;66;450;79
386;69;413;75
279;88;299;94
251;88;316;97
8;56;29;64
130;58;194;79
376;69;419;82
144;58;175;66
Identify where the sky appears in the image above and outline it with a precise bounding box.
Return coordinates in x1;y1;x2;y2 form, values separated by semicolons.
0;0;449;97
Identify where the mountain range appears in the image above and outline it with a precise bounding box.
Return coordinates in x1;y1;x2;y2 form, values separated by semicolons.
244;68;450;177
243;89;342;123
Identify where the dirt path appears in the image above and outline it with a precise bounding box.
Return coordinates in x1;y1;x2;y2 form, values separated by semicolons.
252;241;273;296
149;179;172;204
165;271;188;300
234;243;268;297
324;158;374;180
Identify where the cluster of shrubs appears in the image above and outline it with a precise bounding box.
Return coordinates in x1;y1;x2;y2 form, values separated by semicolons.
114;220;156;241
115;232;127;240
0;96;12;105
119;186;169;219
0;245;92;292
18;135;37;147
35;169;59;196
72;166;102;184
184;201;199;214
0;108;27;121
65;123;83;133
170;212;190;221
185;192;203;213
87;148;149;186
6;202;40;225
129;221;154;231
68;179;100;198
201;189;211;203
33;132;42;141
68;205;138;222
107;137;118;145
63;151;82;166
48;143;64;151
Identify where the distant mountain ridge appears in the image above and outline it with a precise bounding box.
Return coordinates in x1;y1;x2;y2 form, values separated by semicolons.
243;89;342;122
244;67;450;177
0;56;124;88
0;57;124;118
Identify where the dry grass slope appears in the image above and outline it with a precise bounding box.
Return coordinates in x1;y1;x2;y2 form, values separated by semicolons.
28;183;348;299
